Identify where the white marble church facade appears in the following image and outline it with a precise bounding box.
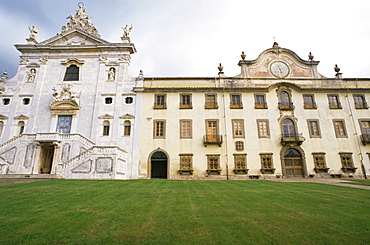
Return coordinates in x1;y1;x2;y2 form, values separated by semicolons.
0;5;141;179
0;5;369;180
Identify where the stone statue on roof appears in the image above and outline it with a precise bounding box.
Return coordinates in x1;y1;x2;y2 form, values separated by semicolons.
61;3;100;37
28;25;38;39
122;24;133;38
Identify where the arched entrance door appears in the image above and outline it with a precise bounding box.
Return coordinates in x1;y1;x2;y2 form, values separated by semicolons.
284;148;303;177
151;151;168;179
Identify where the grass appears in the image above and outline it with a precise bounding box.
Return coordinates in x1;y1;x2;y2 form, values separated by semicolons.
0;180;369;245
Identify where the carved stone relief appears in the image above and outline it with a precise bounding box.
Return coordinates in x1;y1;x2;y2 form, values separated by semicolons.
116;158;126;174
72;160;92;173
24;144;35;168
0;147;17;165
61;143;71;162
96;157;112;173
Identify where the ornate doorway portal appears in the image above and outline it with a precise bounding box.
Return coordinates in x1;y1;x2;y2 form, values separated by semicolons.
151;151;168;179
284;148;304;177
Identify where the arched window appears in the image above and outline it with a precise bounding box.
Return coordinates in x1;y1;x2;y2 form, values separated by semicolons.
103;120;110;136
124;120;131;136
18;121;25;135
0;121;4;137
282;118;296;138
63;65;79;81
279;91;290;105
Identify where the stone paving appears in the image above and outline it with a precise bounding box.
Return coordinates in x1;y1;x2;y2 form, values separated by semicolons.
269;178;370;190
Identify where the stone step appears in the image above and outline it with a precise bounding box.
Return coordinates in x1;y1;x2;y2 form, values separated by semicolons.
0;174;61;179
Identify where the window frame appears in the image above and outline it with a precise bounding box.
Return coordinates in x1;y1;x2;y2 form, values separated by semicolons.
179;94;192;109
260;153;274;169
230;93;243;109
154;94;167;109
179;153;193;171
307;119;321;138
232;119;245;138
303;94;317;109
312;152;327;169
105;97;113;104
328;94;342;109
257;119;270;138
333;119;347;138
339;152;355;168
153;120;166;139
235;141;244;151
233;153;247;171
207;154;221;171
123;120;131;136
353;94;368;109
254;94;267;109
180;119;192;139
102;120;110;136
205;94;218;109
125;97;133;104
63;64;80;81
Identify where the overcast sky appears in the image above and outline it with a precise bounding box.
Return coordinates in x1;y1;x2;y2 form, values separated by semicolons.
1;0;369;79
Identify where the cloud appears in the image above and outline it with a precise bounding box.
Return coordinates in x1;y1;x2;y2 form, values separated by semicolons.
1;0;370;79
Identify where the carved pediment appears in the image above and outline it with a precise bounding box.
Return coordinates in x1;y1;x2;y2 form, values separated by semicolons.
120;113;135;119
236;45;326;79
0;115;8;120
61;57;85;66
14;114;29;120
99;114;114;119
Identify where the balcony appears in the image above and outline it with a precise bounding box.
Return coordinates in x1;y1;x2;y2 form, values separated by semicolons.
230;102;243;109
255;102;268;109
278;102;295;110
179;102;192;109
203;135;222;146
204;102;218;109
153;103;167;109
280;134;305;145
361;134;370;145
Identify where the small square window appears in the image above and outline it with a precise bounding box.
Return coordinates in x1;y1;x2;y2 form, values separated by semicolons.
105;97;113;104
230;94;243;109
3;98;10;105
23;98;30;105
125;97;133;104
235;141;244;151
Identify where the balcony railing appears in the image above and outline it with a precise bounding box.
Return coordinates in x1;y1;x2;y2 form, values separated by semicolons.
361;134;370;145
280;133;305;145
179;102;193;109
278;102;295;110
153;103;167;109
255;102;268;109
203;135;222;146
230;102;243;109
204;102;218;109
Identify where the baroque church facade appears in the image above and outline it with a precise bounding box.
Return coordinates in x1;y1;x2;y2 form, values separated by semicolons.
0;5;369;179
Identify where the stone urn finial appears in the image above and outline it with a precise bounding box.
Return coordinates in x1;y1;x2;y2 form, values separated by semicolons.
334;64;340;73
308;52;314;61
241;51;246;60
218;63;224;72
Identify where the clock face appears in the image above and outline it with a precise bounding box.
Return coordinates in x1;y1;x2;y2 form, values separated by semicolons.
270;61;290;78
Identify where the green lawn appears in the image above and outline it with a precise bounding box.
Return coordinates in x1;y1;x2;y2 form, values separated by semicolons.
0;180;369;245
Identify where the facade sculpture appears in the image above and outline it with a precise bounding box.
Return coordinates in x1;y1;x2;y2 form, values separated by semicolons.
0;5;369;180
28;25;38;39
